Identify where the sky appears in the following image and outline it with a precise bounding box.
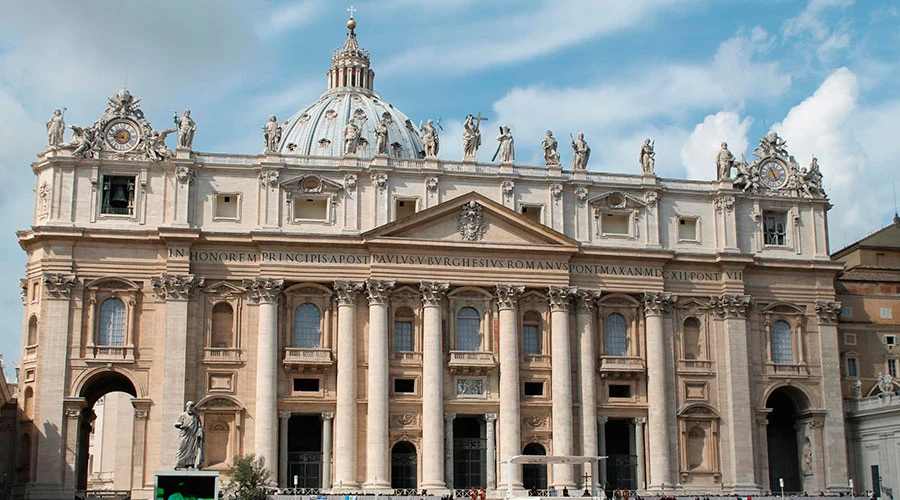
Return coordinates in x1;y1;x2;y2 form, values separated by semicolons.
1;0;899;379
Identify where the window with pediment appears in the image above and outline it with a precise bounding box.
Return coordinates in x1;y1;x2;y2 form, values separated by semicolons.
771;320;793;364
196;396;244;470
203;281;244;363
605;313;628;356
590;191;646;240
98;298;126;346
283;284;333;369
294;303;322;348
762;303;807;375
282;175;342;226
677;405;721;482
85;277;141;361
522;311;542;355
597;294;644;376
457;307;481;351
393;307;415;352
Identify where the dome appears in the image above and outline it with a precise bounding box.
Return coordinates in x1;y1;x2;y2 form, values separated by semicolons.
277;18;424;159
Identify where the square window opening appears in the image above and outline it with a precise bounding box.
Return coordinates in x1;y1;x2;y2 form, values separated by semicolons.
520;205;542;225
889;358;899;378
394;378;415;393
609;384;631;398
844;333;857;346
881;307;893;319
294;198;328;221
602;212;630;235
215;194;239;219
841;306;853;319
678;217;698;241
524;382;544;396
394;199;417;220
293;378;320;392
101;176;136;216
763;212;787;246
884;335;898;346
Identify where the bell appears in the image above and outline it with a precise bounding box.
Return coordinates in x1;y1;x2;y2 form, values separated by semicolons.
109;184;128;208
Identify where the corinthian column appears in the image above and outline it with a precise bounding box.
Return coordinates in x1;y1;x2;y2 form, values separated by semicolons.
496;284;524;491
575;289;601;462
365;279;395;491
333;280;364;490
421;282;450;490
243;277;284;476
642;291;675;490
815;301;850;492
154;273;205;470
549;286;576;489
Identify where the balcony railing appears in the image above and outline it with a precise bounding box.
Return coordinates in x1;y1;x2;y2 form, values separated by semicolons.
284;347;334;372
599;355;646;378
391;351;423;365
523;353;551;368
88;345;135;362
765;362;810;378
677;358;714;373
449;350;496;374
203;347;243;364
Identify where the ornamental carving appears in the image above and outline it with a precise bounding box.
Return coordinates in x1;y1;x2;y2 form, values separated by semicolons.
501;181;515;199
714;195;735;213
495;284;524;310
392;413;420;428
456;378;485;396
258;170;279;189
321;411;334;420
644;191;659;208
43;274;77;299
175;166;195;185
633;416;646;425
642;291;676;316
710;294;753;318
551;184;563;201
343;174;357;192
547;286;576;312
525;416;547;429
575;288;601;313
815;301;841;324
19;279;28;304
242;277;284;304
426;176;439;192
575;187;588;204
333;280;364;305
152;274;204;301
38;181;51;220
733;132;826;198
420;281;449;307
366;279;395;305
371;172;388;191
457;201;487;241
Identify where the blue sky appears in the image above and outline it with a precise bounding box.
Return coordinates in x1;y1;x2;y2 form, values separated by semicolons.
1;0;899;378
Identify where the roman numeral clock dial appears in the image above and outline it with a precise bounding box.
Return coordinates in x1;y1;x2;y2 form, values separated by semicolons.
105;119;140;152
759;160;788;189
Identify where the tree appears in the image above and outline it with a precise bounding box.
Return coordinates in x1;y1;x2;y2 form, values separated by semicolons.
224;454;272;500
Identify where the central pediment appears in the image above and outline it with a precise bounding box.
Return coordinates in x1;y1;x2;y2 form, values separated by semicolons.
362;191;578;249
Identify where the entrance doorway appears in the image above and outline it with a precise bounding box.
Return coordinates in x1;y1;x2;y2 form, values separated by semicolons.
391;441;418;490
522;443;547;491
453;416;486;489
287;415;323;488
766;387;807;493
605;419;637;491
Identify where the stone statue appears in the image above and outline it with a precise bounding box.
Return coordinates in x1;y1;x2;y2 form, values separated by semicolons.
801;437;812;474
802;156;824;197
174;401;204;469
542;130;560;166
716;142;735;180
571;133;590;170
70;125;97;159
174;109;196;150
496;125;514;163
374;114;389;155
419;119;440;158
46;109;66;148
343;120;361;155
877;372;895;395
463;114;482;159
263;115;282;153
145;129;176;161
851;378;862;399
640;138;655;174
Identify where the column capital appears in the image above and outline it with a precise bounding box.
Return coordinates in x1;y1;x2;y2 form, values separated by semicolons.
63;397;87;419
710;294;753;318
279;411;292;421
815;301;841;324
152;273;205;301
333;280;365;306
43;273;77;299
597;416;609;425
242;277;284;304
547;285;576;312
575;288;601;314
366;279;396;306
420;281;449;307
485;413;498;423
495;284;524;310
321;411;335;421
444;412;456;422
131;398;153;419
642;291;676;317
632;416;646;425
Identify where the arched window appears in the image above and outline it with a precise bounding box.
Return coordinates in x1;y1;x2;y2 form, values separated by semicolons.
771;320;793;364
522;311;542;355
27;316;38;346
22;387;34;420
211;303;234;348
683;317;701;360
98;298;126;346
391;441;418;489
605;313;628;356
394;307;414;352
457;307;481;351
294;303;321;348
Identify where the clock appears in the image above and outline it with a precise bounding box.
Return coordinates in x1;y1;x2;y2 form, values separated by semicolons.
759;161;788;189
105;119;140;152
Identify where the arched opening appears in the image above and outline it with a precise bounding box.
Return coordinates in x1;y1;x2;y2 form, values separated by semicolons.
522;443;547;492
22;386;34;420
457;307;481;351
75;371;138;492
765;387;808;493
391;441;418;490
16;433;31;483
682;317;701;360
453;416;485;489
293;303;321;348
27;315;38;346
210;302;234;348
98;298;126;346
522;311;542;355
605;313;628;356
686;426;705;470
287;414;323;488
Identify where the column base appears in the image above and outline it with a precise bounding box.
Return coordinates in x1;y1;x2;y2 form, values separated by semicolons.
362;480;393;492
420;480;448;491
330;484;361;493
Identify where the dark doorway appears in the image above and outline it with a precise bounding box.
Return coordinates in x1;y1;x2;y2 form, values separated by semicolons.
391;441;418;489
522;443;547;491
453;416;486;489
605;419;637;491
287;415;323;488
766;388;806;493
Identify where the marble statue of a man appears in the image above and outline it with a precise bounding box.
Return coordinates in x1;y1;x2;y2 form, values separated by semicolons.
375;116;389;155
542;130;560;166
47;109;66;148
463;115;481;158
174;110;196;149
174;401;204;469
263;115;282;152
571;133;590;170
716;142;735;180
420;119;439;158
343;121;361;155
640;138;655;175
496;125;514;163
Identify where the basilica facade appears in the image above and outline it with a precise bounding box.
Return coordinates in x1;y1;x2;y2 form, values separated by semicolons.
15;18;849;500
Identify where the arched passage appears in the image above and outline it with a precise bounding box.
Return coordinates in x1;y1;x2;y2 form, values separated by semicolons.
391;441;418;490
765;386;809;493
522;443;547;492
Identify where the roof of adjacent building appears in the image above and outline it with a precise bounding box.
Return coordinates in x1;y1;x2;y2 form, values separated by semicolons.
832;214;900;260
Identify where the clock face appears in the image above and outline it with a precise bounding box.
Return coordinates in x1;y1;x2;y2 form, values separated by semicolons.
759;161;788;189
105;119;140;152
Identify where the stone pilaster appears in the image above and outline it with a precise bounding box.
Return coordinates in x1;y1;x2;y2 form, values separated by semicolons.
322;411;335;489
243;277;283;477
421;281;449;490
496;284;524;491
641;291;675;490
597;416;608;487
485;413;498;490
444;413;456;490
634;417;646;490
576;289;601;465
365;279;395;491
62;398;87;490
548;286;576;488
131;399;152;492
279;411;291;487
711;294;757;492
815;301;850;492
333;280;364;490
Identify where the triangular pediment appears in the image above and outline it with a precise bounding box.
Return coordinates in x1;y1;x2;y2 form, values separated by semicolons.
363;191;578;248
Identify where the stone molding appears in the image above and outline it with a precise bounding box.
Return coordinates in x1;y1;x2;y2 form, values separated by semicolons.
710;294;753;318
444;412;456;422
321;411;334;421
419;281;449;307
366;279;395;306
333;280;364;306
815;301;841;324
258;169;279;189
175;166;195;185
633;416;646;425
43;274;78;299
641;291;676;317
485;413;498;423
495;284;525;310
242;277;284;304
547;286;576;312
575;288;601;314
152;273;204;301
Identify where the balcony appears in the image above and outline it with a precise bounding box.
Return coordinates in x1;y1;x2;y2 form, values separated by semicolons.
449;350;496;375
283;347;334;373
203;347;243;365
677;358;714;375
523;354;551;369
599;355;646;379
88;345;135;363
765;362;810;378
391;351;423;366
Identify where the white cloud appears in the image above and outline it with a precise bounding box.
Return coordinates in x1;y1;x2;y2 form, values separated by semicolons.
782;0;855;64
681;112;753;180
257;0;324;38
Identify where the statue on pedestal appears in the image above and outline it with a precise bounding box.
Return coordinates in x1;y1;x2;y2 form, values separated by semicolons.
419;119;440;158
343;120;361;155
174;109;196;150
542;130;560;167
375;114;389;155
263;115;282;153
716;142;735;180
571;133;590;170
462;114;482;159
174;401;204;470
495;125;514;163
640;138;655;174
46;109;66;148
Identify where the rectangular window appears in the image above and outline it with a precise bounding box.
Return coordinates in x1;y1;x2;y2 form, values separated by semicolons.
601;212;630;235
394;198;417;221
520;205;542;225
293;378;319;392
884;335;898;346
215;193;239;219
100;176;136;216
844;333;857;346
846;357;858;378
394;378;415;393
763;212;787;246
841;306;853;319
881;308;893;319
678;217;698;241
394;320;413;352
523;324;541;355
524;382;544;396
877;253;886;266
609;384;631;398
889;358;899;378
294;197;328;221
